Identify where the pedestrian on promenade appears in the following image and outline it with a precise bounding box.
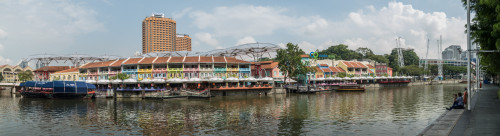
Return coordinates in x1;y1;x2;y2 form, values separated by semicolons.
446;92;464;110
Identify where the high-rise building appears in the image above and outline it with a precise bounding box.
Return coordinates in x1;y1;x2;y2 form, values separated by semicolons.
175;34;191;51
442;45;462;60
142;13;192;54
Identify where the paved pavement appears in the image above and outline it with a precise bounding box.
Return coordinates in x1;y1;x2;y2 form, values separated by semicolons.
449;84;500;136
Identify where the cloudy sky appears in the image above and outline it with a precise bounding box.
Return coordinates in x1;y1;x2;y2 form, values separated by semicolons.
0;0;468;65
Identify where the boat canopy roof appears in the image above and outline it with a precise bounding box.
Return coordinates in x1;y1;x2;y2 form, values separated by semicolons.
41;81;96;94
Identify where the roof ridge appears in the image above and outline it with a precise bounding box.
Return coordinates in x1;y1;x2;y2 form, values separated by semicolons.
109;59;119;67
137;57;146;63
152;56;159;63
122;57;131;64
167;56;172;63
182;56;186;63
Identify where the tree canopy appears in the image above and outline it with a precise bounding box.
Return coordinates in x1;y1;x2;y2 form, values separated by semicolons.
319;44;362;60
387;48;420;72
109;73;130;80
17;71;33;82
276;43;312;83
0;73;3;82
462;0;500;75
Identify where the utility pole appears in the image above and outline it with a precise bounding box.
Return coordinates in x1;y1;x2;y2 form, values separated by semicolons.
438;36;443;80
424;38;430;78
466;0;471;110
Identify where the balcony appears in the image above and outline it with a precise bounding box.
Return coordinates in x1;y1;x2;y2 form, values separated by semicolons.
227;68;239;71
168;68;183;71
122;69;137;73
153;68;168;73
138;69;152;73
183;68;199;71
214;68;226;73
239;68;250;71
108;71;118;75
88;72;98;75
199;67;213;71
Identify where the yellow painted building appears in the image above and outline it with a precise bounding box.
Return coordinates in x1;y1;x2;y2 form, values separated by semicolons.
50;68;80;81
0;65;34;83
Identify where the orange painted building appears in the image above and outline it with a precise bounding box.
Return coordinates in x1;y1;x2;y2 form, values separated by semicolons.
142;13;192;53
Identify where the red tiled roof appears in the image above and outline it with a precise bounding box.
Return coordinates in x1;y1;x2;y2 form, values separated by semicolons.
235;59;250;64
168;57;184;63
80;60;116;68
110;59;126;67
53;67;79;74
329;66;346;73
199;56;213;63
368;70;374;73
34;66;71;72
0;65;8;68
139;57;156;64
153;57;169;64
213;56;226;63
300;54;309;58
314;67;323;72
319;64;328;67
321;67;332;72
261;62;279;70
367;64;375;68
225;57;239;63
342;61;367;68
183;56;199;63
123;58;142;65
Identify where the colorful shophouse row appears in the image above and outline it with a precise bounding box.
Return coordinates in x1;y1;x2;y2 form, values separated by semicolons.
77;56;252;81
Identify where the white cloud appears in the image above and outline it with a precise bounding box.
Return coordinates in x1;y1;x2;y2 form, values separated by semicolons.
186;2;465;59
173;8;192;19
188;5;322;37
0;0;104;58
0;29;7;38
311;2;466;59
0;55;12;64
194;32;222;49
236;36;257;45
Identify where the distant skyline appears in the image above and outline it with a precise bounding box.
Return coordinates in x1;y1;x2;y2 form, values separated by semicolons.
0;0;468;66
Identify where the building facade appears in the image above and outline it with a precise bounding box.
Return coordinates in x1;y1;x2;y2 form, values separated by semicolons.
337;61;368;77
78;56;251;81
442;45;462;60
33;66;71;81
375;63;388;77
418;59;471;67
50;68;79;81
142;13;191;54
175;34;192;51
0;65;34;83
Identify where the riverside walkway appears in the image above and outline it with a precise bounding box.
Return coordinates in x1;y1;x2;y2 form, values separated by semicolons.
420;84;500;136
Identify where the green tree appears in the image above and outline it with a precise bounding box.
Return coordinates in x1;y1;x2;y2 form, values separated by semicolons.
368;54;389;64
17;71;33;82
109;73;130;80
400;65;424;76
387;48;420;73
462;0;500;76
356;47;374;59
0;73;3;82
319;44;362;60
276;43;312;84
336;72;347;78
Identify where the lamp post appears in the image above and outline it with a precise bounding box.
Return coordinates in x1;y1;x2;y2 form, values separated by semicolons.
466;0;471;110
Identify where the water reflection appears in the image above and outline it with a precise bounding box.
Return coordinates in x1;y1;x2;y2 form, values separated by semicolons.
0;84;466;135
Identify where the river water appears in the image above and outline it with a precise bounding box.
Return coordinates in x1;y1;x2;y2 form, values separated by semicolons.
0;84;466;136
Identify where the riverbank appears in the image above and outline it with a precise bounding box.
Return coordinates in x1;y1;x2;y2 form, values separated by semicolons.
419;84;500;136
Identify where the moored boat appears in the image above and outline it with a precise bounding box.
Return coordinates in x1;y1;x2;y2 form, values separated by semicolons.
335;84;365;91
19;81;96;98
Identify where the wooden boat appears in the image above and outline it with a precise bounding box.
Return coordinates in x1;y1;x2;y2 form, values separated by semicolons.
335;84;365;91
